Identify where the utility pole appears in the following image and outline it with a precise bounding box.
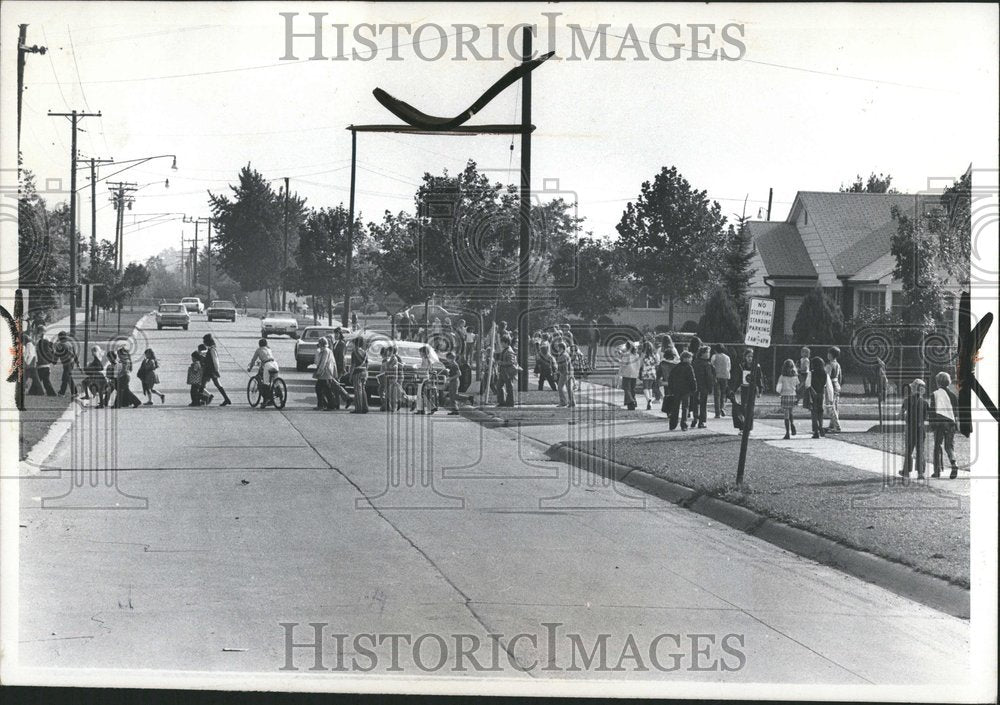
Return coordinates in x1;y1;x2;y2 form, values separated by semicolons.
49;109;102;336
344;131;356;328
184;216;212;298
107;182;136;270
766;187;773;221
17;25;46;151
84;157;113;322
282;176;289;310
516;26;533;393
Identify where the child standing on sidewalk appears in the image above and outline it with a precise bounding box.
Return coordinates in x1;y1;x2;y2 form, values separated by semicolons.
776;359;799;439
138;348;166;405
692;345;715;429
569;344;586;391
900;378;929;479
929;372;959;479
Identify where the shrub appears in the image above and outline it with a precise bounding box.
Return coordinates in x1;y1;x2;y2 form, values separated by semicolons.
792;287;845;343
698;288;743;343
680;319;699;333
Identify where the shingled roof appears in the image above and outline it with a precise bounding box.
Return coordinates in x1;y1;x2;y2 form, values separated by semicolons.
746;221;817;278
795;191;921;277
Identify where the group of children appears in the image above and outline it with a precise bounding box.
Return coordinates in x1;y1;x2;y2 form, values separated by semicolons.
533;340;584;408
775;346;844;440
898;372;961;480
80;345;164;408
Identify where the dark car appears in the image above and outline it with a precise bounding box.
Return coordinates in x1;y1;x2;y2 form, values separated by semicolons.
206;300;237;322
338;337;450;405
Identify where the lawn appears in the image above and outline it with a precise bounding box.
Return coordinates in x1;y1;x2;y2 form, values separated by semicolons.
570;432;970;587
835;428;973;470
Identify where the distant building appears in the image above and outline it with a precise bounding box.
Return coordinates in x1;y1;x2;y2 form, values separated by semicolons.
746;191;962;341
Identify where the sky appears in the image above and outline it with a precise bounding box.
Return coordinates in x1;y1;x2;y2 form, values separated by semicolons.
3;1;998;266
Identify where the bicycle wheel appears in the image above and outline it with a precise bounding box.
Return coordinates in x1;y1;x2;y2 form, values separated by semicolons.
247;376;261;407
271;377;287;409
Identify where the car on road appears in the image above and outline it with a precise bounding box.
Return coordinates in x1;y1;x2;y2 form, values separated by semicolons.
181;297;205;314
155;303;190;330
398;304;455;324
340;337;444;403
260;310;298;338
206;300;237;322
293;326;348;371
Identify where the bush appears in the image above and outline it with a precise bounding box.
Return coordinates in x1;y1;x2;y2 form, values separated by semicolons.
792;287;845;343
680;319;699;333
698;288;743;343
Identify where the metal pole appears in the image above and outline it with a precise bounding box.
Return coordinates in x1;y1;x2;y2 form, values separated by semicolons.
344;129;356;328
206;219;212;301
82;284;90;378
735;347;759;486
282;177;289;310
192;220;199;290
517;26;533;393
90;159;97;321
69;111;78;337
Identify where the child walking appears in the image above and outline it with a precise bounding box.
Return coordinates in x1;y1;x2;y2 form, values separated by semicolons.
187;351;208;406
929;371;960;479
900;378;929;479
138;348;166;405
776;359;799;439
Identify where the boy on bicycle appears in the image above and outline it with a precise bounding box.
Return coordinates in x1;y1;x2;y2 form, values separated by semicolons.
247;338;280;408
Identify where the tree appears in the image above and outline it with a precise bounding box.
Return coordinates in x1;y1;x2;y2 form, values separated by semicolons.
792;287;845;343
720;215;755;318
296;205;362;322
369;210;424;306
551;236;628;320
208;165;306;308
615;166;728;328
936;169;971;285
698;288;743;343
840;172;897;194
120;262;150;311
18;171;71;323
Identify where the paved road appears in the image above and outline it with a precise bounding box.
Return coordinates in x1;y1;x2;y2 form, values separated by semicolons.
13;312;970;688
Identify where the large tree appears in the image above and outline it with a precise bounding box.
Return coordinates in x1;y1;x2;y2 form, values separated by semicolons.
841;172;897;194
296;205;362;322
551;235;628;320
615;166;727;328
18;170;70;324
208;165;306;308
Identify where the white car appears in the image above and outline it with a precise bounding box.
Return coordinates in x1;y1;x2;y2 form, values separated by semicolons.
261;310;298;338
181;297;205;314
155;303;190;330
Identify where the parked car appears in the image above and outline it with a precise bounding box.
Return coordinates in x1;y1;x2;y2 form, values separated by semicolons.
181;297;205;314
206;300;237;322
293;326;347;371
156;303;190;330
260;310;298;338
341;337;443;403
398;304;455;324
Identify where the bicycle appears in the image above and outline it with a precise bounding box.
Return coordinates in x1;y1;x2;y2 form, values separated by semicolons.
246;365;287;409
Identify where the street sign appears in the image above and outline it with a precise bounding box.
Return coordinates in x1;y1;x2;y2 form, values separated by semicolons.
383;292;405;316
744;297;775;348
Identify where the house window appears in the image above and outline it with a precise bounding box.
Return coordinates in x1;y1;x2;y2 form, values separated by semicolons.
631;291;663;310
857;290;886;316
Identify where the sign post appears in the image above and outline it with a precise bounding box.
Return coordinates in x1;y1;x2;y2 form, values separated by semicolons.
736;297;775;486
383;292;405;340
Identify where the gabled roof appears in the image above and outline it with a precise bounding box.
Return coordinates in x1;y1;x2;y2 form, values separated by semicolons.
746;221;816;279
792;192;925;277
848;253;895;283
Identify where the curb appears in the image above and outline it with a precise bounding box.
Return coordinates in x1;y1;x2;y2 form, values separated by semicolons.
544;441;970;620
20;314;153;471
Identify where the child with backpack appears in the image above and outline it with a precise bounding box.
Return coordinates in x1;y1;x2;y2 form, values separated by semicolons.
776;359;799;439
138;348;166;405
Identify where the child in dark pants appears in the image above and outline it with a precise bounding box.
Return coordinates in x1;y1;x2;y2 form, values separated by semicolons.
808;356;828;438
667;351;697;430
929;372;959;479
900;378;929;479
692;345;715;429
187;351;213;406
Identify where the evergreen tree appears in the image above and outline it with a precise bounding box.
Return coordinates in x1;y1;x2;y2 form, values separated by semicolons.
720;215;754;317
792;287;845;343
698;288;743;343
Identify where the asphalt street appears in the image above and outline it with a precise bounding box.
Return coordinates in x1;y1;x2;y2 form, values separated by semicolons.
15;312;969;685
